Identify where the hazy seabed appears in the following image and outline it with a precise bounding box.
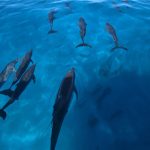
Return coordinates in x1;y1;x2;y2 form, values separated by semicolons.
0;0;150;150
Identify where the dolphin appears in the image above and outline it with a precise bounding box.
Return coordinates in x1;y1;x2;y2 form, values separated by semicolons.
10;50;33;88
122;0;128;3
51;68;78;150
0;59;18;89
106;22;128;51
48;11;57;34
112;1;123;12
76;17;92;48
64;1;72;10
0;64;36;120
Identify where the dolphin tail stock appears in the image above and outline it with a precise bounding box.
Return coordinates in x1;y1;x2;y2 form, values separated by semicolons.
111;45;128;51
75;43;92;48
51;121;62;150
0;89;14;97
51;114;65;150
0;109;6;120
48;30;57;34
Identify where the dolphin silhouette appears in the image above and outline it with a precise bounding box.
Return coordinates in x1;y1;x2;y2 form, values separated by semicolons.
10;50;33;88
106;22;128;51
76;17;92;48
0;64;36;120
51;68;78;150
48;11;57;34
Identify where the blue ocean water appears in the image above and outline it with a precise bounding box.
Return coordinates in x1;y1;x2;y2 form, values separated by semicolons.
0;0;150;150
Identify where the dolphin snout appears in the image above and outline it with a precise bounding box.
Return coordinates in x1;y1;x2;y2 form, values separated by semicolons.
71;67;75;72
27;49;33;56
66;68;75;78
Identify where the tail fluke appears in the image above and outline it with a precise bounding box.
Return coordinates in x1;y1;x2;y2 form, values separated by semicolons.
0;109;6;120
0;81;5;89
76;43;92;48
111;45;128;51
48;30;57;34
0;89;14;97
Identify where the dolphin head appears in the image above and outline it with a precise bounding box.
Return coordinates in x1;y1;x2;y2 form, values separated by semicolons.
27;49;33;57
79;17;86;26
66;68;75;79
5;58;18;75
48;10;57;21
79;17;84;22
106;22;112;32
24;49;32;61
7;58;18;69
11;58;19;66
106;22;110;28
106;22;113;31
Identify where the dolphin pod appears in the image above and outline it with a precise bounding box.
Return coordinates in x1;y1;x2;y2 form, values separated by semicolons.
0;50;35;120
0;64;36;120
76;17;92;48
10;50;33;88
47;12;128;51
51;68;78;150
48;10;57;34
0;3;130;150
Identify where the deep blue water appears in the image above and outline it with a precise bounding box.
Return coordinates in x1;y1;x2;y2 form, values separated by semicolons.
0;0;150;150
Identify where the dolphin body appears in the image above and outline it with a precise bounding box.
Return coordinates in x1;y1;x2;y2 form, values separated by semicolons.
64;2;72;10
51;68;78;150
122;0;128;3
0;64;36;120
0;59;18;89
10;50;33;88
106;22;128;51
76;17;92;48
48;11;57;34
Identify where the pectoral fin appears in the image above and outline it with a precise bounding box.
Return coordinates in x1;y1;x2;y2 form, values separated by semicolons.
0;109;6;120
74;86;78;100
32;74;36;83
